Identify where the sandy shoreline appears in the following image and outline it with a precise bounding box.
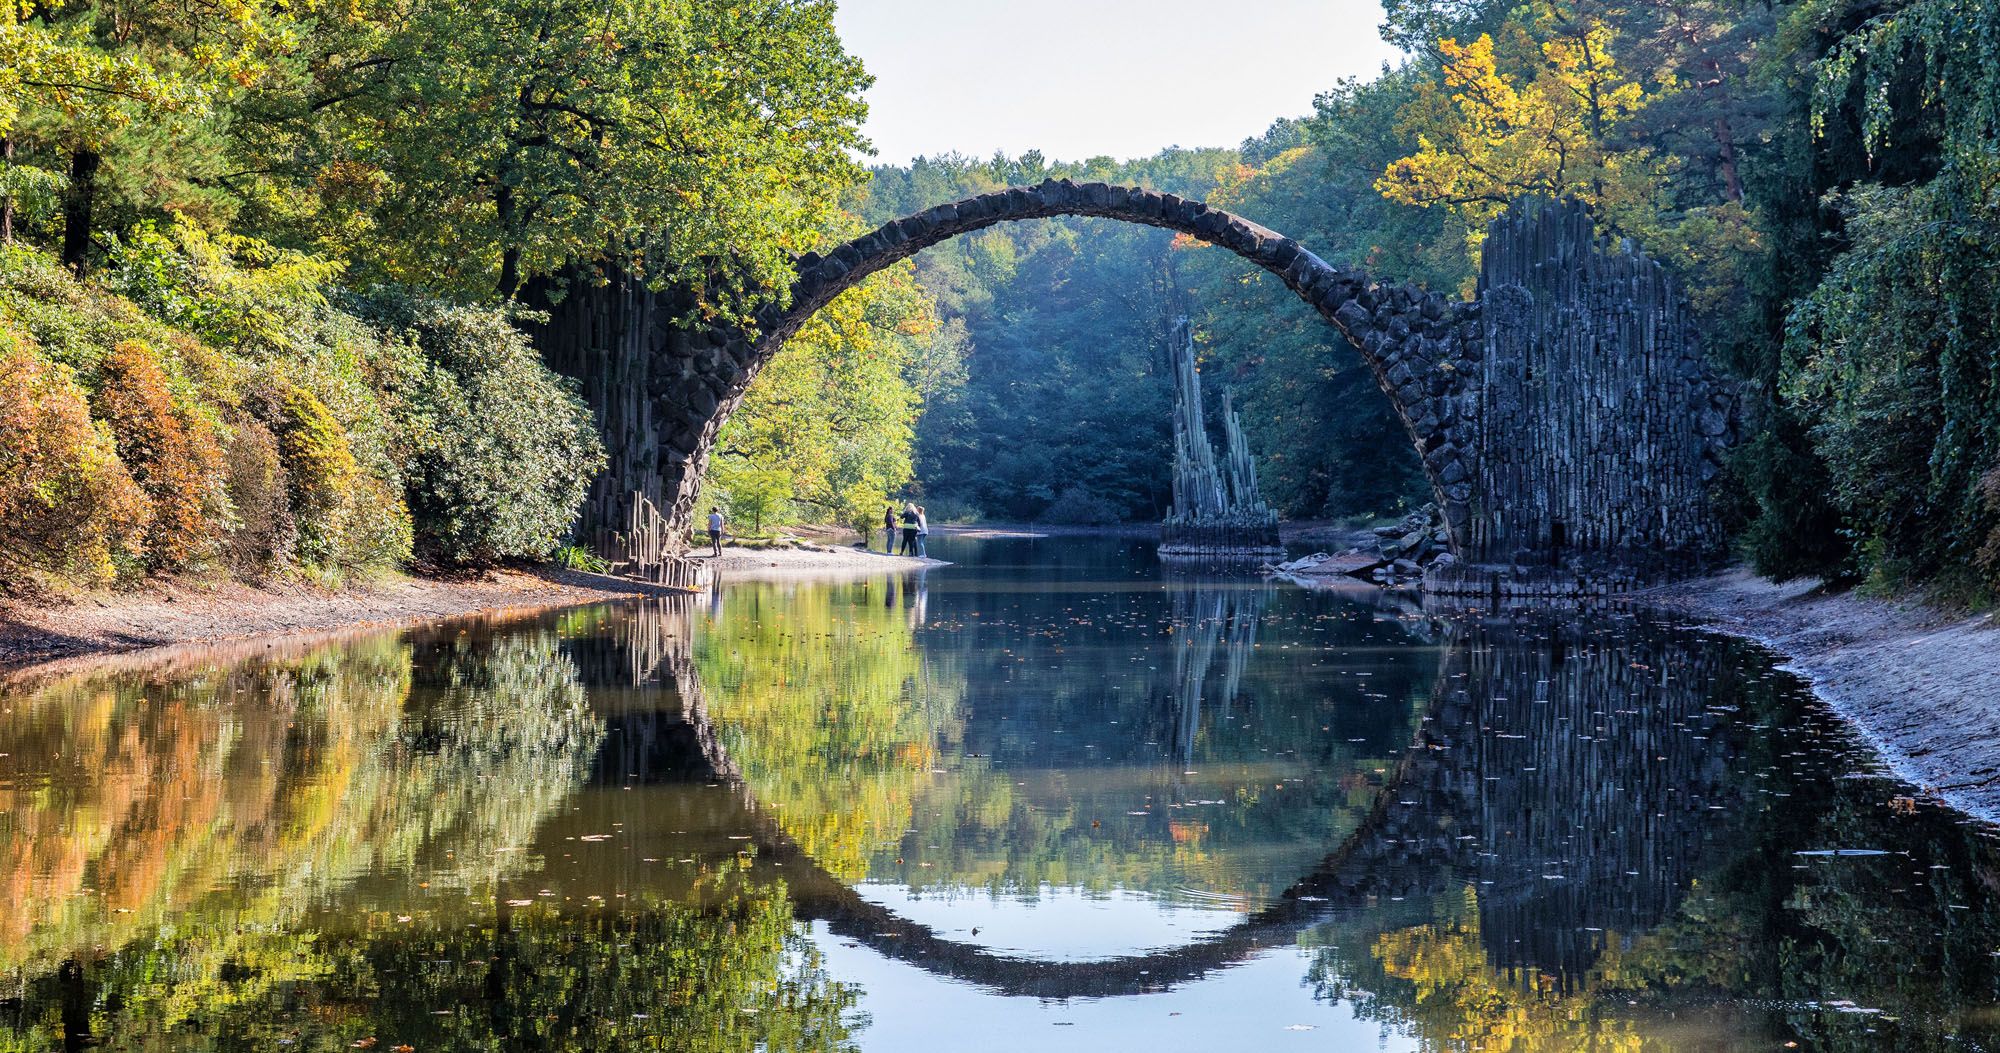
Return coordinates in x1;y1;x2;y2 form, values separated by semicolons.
700;542;946;577
0;567;677;671
1632;568;2000;823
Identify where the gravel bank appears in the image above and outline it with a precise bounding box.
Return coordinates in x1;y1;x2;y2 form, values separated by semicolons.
0;568;676;671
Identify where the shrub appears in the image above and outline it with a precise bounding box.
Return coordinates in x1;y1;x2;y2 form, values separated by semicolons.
362;296;603;566
269;380;361;567
219;417;294;577
552;544;610;574
93;339;227;571
0;336;150;586
341;474;416;574
0;244;229;392
103;219;343;354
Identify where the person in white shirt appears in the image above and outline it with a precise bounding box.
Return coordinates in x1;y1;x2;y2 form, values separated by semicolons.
915;505;929;559
706;508;724;558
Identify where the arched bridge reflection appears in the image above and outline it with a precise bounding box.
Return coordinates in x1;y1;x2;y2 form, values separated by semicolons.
563;592;1758;1000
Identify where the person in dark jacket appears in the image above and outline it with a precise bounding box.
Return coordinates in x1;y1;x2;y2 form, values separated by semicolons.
899;504;918;556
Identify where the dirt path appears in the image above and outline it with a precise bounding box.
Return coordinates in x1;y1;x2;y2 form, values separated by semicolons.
1634;568;2000;822
0;568;676;671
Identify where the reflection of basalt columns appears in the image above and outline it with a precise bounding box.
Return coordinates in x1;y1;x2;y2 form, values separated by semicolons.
563;597;742;785
1163;585;1271;763
1382;610;1746;985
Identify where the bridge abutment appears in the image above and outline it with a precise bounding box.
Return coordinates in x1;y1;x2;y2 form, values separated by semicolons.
1424;199;1739;596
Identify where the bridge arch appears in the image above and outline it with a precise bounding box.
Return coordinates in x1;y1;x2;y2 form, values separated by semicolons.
534;179;1481;555
746;182;1479;544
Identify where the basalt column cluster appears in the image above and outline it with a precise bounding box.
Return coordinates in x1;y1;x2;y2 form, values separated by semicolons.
1160;316;1282;557
1430;198;1740;596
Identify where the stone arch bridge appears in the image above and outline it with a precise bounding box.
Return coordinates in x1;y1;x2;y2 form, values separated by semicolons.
529;182;1739;593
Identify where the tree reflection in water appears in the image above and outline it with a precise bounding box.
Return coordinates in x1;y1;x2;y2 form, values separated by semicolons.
692;572;1434;908
0;620;856;1052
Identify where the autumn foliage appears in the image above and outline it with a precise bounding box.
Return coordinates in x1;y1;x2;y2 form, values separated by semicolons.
92;339;227;571
0;333;150;583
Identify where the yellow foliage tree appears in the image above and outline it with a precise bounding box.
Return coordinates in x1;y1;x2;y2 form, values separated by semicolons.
1378;16;1666;257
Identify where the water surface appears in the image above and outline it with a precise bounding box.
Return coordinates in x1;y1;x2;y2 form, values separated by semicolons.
3;534;1996;1051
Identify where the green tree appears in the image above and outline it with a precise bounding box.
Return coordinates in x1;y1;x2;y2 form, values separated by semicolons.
364;294;605;566
1377;15;1665;259
704;265;931;534
298;0;870;306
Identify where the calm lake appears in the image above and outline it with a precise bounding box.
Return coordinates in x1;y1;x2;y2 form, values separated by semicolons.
5;534;1998;1051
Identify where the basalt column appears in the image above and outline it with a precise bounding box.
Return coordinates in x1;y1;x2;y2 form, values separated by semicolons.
1160;316;1282;557
1429;198;1740;596
521;271;735;568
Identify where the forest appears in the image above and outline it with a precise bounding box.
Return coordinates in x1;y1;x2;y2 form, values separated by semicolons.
3;0;1997;603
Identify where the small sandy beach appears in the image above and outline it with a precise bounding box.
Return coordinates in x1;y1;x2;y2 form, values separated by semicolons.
700;543;947;578
1635;568;2000;823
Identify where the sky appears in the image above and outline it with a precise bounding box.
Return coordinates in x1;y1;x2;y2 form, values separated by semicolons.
832;0;1408;167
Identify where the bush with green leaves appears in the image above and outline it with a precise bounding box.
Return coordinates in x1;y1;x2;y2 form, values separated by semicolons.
1781;178;2000;602
362;295;604;566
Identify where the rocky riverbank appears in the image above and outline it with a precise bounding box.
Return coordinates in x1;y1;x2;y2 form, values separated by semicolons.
1268;505;1455;586
1634;568;2000;824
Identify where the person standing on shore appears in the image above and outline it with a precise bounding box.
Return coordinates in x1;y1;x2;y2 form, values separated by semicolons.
900;504;918;556
707;507;724;558
915;505;930;559
884;506;897;553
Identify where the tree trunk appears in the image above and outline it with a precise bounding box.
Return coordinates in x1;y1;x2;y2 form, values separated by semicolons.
495;178;521;298
1714;115;1744;202
1;136;14;244
62;147;101;277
